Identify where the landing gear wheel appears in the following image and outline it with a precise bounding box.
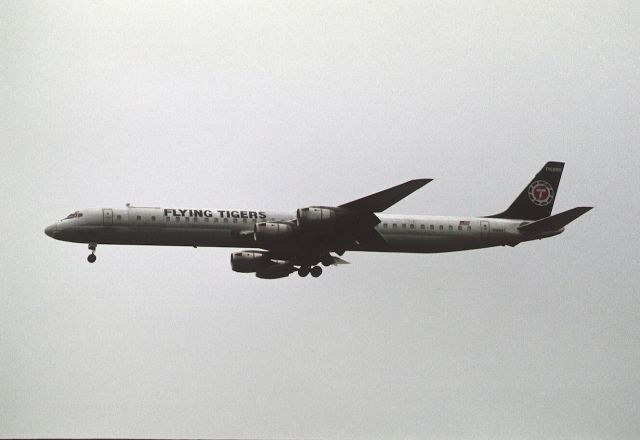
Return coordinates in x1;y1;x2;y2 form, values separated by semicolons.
298;266;310;277
310;266;323;277
321;256;333;267
87;242;97;263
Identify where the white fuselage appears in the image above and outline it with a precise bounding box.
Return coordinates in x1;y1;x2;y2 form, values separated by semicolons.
45;206;554;253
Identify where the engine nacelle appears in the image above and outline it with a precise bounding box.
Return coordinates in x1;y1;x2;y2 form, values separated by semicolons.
296;207;337;229
230;250;269;273
254;222;296;246
256;260;294;279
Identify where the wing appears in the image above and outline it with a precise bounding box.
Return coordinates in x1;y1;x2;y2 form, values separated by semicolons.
241;179;433;277
336;178;432;249
339;179;432;213
254;179;433;256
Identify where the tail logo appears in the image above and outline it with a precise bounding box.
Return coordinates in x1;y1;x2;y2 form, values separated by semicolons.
528;180;554;206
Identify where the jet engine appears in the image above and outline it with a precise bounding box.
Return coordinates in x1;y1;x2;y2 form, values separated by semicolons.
230;250;269;273
296;207;337;229
253;222;296;247
256;260;295;279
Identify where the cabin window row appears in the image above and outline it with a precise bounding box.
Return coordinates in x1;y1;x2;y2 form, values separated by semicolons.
116;214;160;221
114;215;258;224
381;223;472;232
165;217;256;224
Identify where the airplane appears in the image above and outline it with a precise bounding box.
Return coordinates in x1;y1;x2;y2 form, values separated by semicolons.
44;162;592;279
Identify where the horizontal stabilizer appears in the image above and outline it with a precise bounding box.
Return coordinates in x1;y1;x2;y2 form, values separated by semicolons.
340;179;432;213
518;207;593;235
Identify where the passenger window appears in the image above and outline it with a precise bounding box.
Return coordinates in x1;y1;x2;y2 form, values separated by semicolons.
194;217;198;222
383;223;388;228
448;225;453;231
233;218;238;223
205;218;210;222
410;224;414;229
439;225;443;230
243;218;247;223
223;218;228;223
420;224;425;229
165;217;170;222
176;217;180;222
458;225;462;231
151;216;156;221
402;224;406;229
430;225;434;230
467;226;471;231
393;224;397;229
116;215;121;220
136;216;141;221
185;217;189;223
214;218;219;223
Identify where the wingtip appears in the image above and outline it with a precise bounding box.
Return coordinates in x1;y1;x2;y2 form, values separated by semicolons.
339;178;434;212
565;206;593;216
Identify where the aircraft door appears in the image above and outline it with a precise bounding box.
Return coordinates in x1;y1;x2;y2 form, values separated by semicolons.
103;208;113;226
481;220;490;239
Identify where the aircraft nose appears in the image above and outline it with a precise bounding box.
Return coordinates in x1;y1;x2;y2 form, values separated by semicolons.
44;223;58;237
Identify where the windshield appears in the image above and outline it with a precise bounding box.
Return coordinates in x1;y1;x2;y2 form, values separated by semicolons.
61;211;83;220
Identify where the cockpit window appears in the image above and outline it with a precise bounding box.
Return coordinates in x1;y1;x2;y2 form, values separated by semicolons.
62;211;83;220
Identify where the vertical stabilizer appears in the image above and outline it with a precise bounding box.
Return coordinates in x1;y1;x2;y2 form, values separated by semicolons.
487;162;564;220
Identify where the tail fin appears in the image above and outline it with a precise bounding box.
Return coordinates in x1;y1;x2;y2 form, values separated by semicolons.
487;161;564;220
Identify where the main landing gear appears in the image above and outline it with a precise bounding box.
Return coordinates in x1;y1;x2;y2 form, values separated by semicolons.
87;242;97;263
297;253;337;278
297;266;323;278
310;266;323;277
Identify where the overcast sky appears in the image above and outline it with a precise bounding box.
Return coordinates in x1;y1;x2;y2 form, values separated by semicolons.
1;1;639;438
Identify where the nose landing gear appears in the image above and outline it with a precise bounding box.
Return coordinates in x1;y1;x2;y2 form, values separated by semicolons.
87;242;97;263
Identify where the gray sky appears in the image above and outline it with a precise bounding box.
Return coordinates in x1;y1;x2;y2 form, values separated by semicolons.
1;1;639;438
